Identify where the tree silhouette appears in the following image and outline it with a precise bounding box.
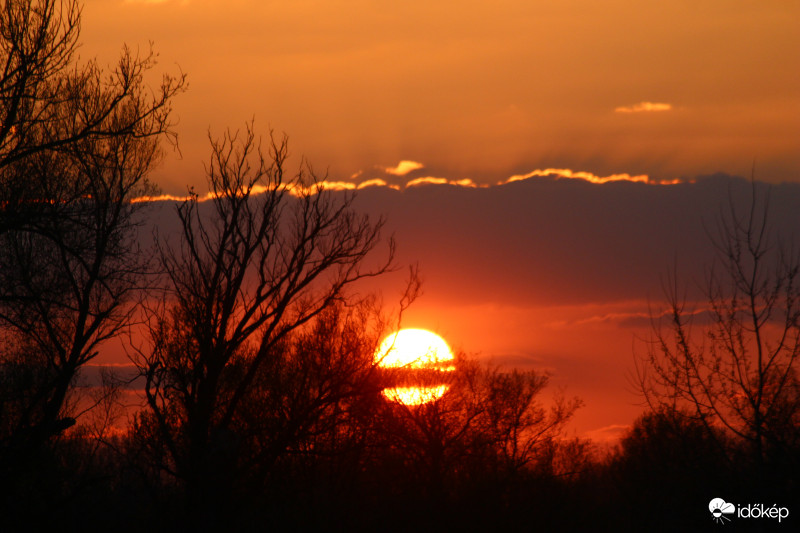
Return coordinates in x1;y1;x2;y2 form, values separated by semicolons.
608;409;731;530
133;123;398;525
481;367;582;477
370;358;582;522
637;179;800;487
0;0;184;225
0;0;184;507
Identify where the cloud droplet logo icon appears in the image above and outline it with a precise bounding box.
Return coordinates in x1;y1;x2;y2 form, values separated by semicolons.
709;498;736;524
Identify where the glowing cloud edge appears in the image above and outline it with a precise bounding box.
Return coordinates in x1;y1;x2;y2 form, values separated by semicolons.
132;167;683;203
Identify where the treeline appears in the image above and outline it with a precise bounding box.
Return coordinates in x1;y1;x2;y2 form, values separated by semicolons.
20;345;592;532
2;363;797;532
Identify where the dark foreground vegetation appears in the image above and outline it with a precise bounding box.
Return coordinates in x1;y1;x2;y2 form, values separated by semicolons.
1;1;798;531
0;377;798;533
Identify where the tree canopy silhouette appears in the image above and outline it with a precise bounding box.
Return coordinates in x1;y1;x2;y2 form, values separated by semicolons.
0;0;185;510
133;123;398;523
637;179;800;487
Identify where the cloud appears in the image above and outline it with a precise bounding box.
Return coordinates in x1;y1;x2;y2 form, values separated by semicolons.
615;102;672;113
302;181;355;192
502;168;650;185
131;193;193;203
404;176;484;188
139;174;795;312
567;309;652;328
451;178;479;188
132;180;359;204
406;176;448;187
133;166;678;204
586;424;631;443
357;178;398;190
384;160;424;176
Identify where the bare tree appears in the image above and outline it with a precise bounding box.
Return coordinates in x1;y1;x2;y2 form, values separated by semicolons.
481;367;582;476
230;298;392;503
637;179;800;474
0;0;184;226
0;0;184;498
134;123;397;520
374;357;484;499
374;359;581;503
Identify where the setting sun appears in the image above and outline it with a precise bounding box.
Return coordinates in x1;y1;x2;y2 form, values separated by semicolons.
375;328;454;369
375;329;454;405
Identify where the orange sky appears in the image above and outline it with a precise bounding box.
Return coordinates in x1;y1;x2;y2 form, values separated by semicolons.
83;1;799;193
81;1;800;439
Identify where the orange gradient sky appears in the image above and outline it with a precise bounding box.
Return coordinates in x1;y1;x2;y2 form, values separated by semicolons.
82;1;799;193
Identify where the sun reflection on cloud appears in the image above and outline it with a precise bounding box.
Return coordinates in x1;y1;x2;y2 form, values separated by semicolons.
406;176;485;188
384;160;424;176
503;168;651;185
133;166;684;203
406;176;448;187
132;180;360;204
615;102;672;113
357;178;399;190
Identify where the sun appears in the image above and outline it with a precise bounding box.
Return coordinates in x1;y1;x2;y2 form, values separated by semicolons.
375;328;454;369
375;329;455;405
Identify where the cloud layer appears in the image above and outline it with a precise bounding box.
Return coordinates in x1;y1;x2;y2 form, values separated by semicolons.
140;171;800;311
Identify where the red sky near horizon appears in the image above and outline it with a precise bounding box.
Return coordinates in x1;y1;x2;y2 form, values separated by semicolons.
81;1;800;440
101;175;800;441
